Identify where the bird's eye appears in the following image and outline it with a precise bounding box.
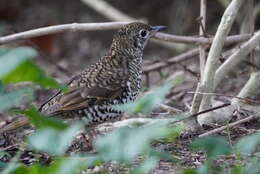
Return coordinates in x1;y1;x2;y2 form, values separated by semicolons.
139;30;148;38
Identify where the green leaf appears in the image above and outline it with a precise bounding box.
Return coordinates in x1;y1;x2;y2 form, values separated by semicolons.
192;137;231;160
0;47;37;79
231;165;245;174
181;168;197;174
114;77;183;114
0;80;4;93
245;162;260;174
196;163;211;174
0;47;10;57
0;88;34;112
3;60;63;89
95;121;172;163
133;158;158;174
17;107;68;130
164;123;183;142
235;132;260;156
28;124;82;155
14;157;83;174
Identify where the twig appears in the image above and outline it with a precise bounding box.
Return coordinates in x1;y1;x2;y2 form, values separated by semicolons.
199;112;260;138
189;0;208;123
214;30;260;88
154;32;251;45
159;104;183;113
199;0;244;112
0;22;129;45
187;91;260;105
80;0;136;22
190;83;204;114
143;48;199;73
197;17;207;37
199;0;207;81
179;63;199;78
186;103;230;121
0;22;253;46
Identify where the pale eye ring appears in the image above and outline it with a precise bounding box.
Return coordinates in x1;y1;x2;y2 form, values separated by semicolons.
139;29;149;38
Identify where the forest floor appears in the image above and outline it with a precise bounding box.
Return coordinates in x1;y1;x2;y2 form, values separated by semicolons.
1;0;260;173
0;114;259;174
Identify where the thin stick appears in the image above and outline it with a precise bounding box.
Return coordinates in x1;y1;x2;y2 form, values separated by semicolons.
199;112;260;138
143;48;199;73
154;32;251;45
199;0;207;81
0;22;253;45
80;0;135;22
187;91;260;105
190;83;204;114
0;22;129;45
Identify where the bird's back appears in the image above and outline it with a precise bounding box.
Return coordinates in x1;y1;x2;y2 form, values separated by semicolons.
40;52;142;124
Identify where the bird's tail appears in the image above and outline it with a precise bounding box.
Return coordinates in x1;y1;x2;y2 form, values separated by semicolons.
0;117;30;134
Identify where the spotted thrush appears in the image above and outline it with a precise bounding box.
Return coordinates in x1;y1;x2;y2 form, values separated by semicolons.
0;22;166;132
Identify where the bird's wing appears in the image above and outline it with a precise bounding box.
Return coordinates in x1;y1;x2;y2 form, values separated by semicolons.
55;86;124;112
42;56;127;115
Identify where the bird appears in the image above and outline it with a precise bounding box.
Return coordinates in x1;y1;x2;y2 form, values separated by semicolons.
0;22;166;133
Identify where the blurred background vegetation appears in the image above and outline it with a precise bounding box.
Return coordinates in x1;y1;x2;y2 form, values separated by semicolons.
1;0;260;174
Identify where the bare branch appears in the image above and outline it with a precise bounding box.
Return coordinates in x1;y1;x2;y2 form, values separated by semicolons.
80;0;136;22
199;0;244;112
190;83;204;114
199;0;207;80
196;71;260;126
143;48;199;73
190;0;207;113
199;112;260;138
153;32;251;45
0;22;129;45
214;30;260;88
0;22;253;46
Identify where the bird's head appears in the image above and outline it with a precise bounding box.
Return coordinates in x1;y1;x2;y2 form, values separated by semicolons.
110;22;166;56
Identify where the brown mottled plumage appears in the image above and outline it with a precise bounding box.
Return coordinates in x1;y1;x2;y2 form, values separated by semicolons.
0;22;166;133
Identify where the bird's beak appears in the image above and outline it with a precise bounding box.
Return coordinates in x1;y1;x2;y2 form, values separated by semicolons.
151;26;167;33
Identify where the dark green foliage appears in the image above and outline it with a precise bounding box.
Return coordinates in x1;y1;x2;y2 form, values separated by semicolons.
13;158;83;174
17;107;68;130
94;121;175;163
0;47;37;79
132;157;158;174
3;60;63;89
192;137;232;160
28;124;81;155
0;88;34;112
0;47;64;90
235;132;260;156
